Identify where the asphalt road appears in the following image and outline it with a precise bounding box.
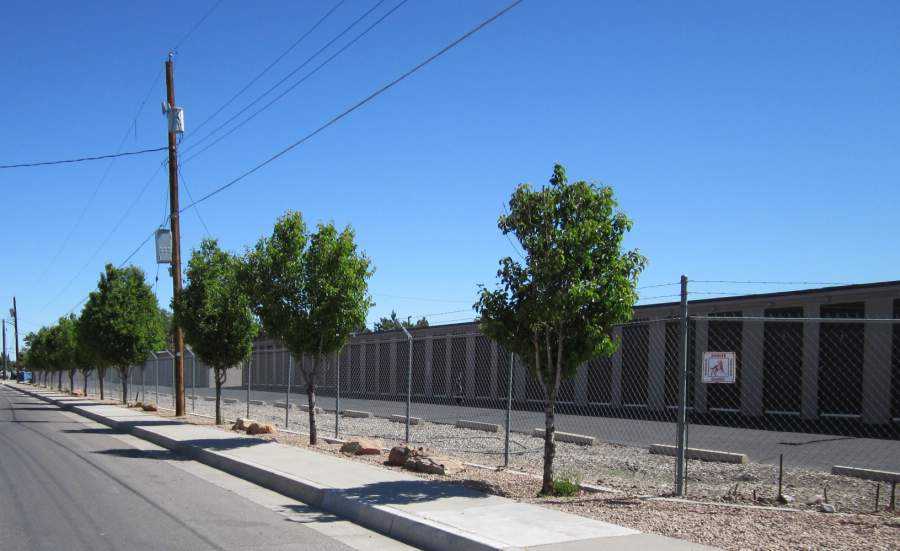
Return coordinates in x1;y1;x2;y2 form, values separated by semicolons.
78;375;900;472
0;386;413;551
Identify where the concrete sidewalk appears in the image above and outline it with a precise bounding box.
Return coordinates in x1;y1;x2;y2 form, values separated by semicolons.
10;384;715;551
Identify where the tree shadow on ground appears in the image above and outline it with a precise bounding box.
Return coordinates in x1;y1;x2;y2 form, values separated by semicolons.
336;478;492;506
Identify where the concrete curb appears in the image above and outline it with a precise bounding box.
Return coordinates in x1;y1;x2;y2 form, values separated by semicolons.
389;414;422;425
456;419;500;433
341;409;372;418
532;428;595;446
649;444;747;464
10;386;509;550
831;465;900;483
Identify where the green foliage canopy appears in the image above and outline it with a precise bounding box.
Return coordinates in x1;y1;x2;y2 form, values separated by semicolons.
79;264;167;370
175;238;258;370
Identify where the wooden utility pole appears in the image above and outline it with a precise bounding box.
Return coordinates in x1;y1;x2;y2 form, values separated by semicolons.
12;297;19;377
2;318;7;375
165;53;186;416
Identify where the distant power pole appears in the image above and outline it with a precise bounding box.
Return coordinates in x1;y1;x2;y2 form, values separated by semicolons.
2;319;7;375
165;53;186;417
12;297;19;376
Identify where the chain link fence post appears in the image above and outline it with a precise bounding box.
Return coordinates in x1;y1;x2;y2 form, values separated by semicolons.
246;356;252;418
153;352;159;407
675;274;689;496
285;353;292;428
399;325;413;444
190;348;196;414
335;348;341;438
504;351;513;467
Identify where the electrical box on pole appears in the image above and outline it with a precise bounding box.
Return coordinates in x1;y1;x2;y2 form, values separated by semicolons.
155;229;173;264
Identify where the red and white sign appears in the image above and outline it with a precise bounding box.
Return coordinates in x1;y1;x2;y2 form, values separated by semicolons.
702;351;736;384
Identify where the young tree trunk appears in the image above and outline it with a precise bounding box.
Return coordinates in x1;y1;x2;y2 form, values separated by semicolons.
57;370;62;391
98;369;105;400
69;370;75;393
307;377;318;445
542;386;558;495
214;368;224;425
83;372;88;397
121;369;128;404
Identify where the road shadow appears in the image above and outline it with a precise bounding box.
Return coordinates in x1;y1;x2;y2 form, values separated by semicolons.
94;448;187;461
335;478;491;506
281;504;342;523
180;436;269;451
62;427;119;435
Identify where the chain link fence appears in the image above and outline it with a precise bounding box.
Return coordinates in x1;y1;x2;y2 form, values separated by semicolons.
61;299;900;511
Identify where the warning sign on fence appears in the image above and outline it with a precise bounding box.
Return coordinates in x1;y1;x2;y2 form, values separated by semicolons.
702;351;736;384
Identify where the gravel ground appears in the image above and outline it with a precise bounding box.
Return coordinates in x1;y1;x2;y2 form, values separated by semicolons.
37;382;897;551
174;396;898;516
141;404;899;551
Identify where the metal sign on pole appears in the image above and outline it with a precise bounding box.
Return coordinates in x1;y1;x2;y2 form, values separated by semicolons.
702;352;736;384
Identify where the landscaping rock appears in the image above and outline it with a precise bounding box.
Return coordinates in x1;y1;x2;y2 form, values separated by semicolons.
819;503;836;513
388;445;412;466
340;438;383;455
806;494;825;505
231;418;254;431
142;404;158;412
247;422;276;435
403;454;464;476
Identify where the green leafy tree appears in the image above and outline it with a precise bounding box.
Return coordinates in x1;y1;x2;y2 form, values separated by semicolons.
80;264;167;404
373;310;429;332
50;315;79;392
175;239;258;424
74;313;103;397
475;164;645;494
243;212;373;444
24;327;53;386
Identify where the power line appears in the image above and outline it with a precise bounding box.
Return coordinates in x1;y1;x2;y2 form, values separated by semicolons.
0;146;166;169
41;160;169;312
691;280;850;286
420;308;471;318
55;0;524;319
190;0;347;137
179;0;524;214
37;0;225;314
32;68;165;287
172;0;226;53
178;167;212;238
375;293;472;304
637;282;680;290
180;0;395;160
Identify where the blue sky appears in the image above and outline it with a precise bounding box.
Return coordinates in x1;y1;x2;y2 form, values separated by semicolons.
1;0;898;344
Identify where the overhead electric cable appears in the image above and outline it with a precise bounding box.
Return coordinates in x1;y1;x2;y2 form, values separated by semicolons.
179;0;524;213
0;146;167;169
190;0;347;137
180;0;393;158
